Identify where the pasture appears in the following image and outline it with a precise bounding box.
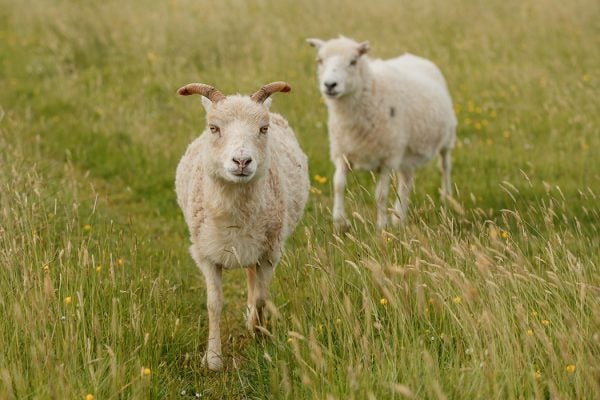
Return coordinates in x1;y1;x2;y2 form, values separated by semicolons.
0;0;598;398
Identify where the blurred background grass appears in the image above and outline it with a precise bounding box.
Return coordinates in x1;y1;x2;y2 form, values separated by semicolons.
0;0;599;398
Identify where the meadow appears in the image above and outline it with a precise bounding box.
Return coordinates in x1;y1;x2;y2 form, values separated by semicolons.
0;0;599;398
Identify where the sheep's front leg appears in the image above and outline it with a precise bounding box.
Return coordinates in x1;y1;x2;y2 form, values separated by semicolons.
333;158;349;231
198;259;224;371
245;264;257;332
248;256;276;334
375;168;392;231
391;168;414;226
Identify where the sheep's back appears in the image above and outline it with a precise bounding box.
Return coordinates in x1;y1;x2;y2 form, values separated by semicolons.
371;56;456;162
381;53;448;89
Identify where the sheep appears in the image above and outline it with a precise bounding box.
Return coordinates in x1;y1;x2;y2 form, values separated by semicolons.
175;81;309;371
307;36;456;231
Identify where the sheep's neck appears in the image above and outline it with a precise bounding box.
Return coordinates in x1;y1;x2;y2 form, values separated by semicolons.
328;67;381;132
208;175;267;214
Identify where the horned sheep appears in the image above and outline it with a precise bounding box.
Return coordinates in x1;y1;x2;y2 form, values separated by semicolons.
307;36;457;231
175;82;309;371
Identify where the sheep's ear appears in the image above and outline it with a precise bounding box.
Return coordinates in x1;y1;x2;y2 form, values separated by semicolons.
200;96;212;112
307;38;324;49
357;41;370;56
263;97;273;109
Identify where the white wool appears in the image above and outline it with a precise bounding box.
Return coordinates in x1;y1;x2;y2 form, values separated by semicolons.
309;36;456;230
175;91;308;370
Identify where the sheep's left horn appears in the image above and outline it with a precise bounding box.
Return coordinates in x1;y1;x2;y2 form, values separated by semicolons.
177;83;226;103
250;81;291;103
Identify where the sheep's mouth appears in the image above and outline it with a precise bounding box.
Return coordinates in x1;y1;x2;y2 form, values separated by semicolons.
232;170;252;177
228;170;255;182
324;90;341;98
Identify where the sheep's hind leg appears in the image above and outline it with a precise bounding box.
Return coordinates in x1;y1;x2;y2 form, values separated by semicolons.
195;255;224;371
391;168;414;226
439;147;452;198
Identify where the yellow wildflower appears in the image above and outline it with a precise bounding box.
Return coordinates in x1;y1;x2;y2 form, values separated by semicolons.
64;296;72;305
380;298;389;306
86;394;94;400
526;329;534;336
474;122;482;130
83;224;92;232
117;258;124;266
541;319;550;326
453;296;462;304
500;230;509;239
467;100;475;112
43;264;50;273
313;174;327;184
534;370;542;379
142;367;151;376
287;338;294;343
95;266;102;272
566;364;576;373
146;52;158;62
309;186;322;195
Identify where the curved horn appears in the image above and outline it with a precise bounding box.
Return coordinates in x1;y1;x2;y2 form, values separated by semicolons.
177;83;226;103
250;81;291;103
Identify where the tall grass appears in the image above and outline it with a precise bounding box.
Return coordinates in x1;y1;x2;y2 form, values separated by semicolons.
0;0;599;398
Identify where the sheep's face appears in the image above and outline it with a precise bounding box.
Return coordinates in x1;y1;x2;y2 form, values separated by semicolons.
203;96;271;184
308;37;370;99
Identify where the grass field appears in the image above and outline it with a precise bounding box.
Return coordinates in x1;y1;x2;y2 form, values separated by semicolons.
1;0;599;398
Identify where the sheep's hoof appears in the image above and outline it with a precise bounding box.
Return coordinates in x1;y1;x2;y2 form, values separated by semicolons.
390;214;404;227
201;351;223;372
246;306;271;336
333;217;350;233
246;305;259;333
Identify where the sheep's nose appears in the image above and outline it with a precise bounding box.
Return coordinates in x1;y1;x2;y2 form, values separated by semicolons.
233;157;252;168
324;81;337;90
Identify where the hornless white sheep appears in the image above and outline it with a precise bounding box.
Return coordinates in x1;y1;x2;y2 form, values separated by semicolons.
175;82;309;371
307;36;456;231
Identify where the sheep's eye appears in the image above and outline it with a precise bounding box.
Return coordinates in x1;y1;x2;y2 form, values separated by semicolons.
316;57;323;64
259;125;269;134
349;58;358;66
209;125;220;134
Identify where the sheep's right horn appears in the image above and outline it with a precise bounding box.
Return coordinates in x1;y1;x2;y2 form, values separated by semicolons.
177;83;226;103
250;81;291;103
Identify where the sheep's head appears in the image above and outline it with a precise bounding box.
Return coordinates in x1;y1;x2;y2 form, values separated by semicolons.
178;82;291;184
307;36;370;99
